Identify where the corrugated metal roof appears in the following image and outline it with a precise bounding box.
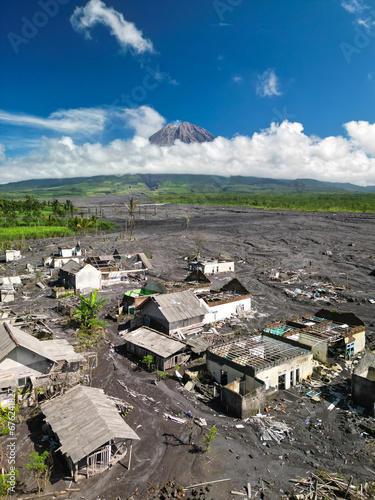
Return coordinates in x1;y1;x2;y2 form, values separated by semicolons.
123;327;186;358
150;290;209;324
41;385;140;464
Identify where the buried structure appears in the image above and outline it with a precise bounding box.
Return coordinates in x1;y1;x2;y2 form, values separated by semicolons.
122;326;191;371
41;385;140;481
207;335;313;418
263;309;365;363
351;351;375;412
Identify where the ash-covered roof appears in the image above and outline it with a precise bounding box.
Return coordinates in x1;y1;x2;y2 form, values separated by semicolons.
0;322;81;364
145;290;209;323
123;327;186;358
41;385;140;464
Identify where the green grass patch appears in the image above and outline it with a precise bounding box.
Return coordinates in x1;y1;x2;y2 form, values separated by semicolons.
151;192;375;213
0;226;75;242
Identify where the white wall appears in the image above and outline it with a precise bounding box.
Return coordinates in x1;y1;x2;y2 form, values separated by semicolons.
76;265;102;293
204;297;251;323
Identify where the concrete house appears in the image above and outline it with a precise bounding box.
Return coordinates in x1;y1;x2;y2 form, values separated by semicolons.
0;322;82;392
263;309;365;363
122;327;191;370
138;290;210;335
59;262;102;294
197;278;251;323
207;335;313;418
188;259;234;275
87;252;153;285
5;250;22;262
43;244;84;269
41;386;140;481
351;351;375;413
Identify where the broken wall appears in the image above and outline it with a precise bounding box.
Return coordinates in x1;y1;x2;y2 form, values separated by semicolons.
221;377;265;419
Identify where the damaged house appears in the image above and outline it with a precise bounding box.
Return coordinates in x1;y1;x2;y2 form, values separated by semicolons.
59;262;102;294
5;249;22;262
188;258;234;275
43;244;84;269
0;322;82;399
87;252;153;285
207;335;313;418
351;351;375;413
263;309;365;363
197;278;251;323
137;290;210;336
41;385;140;481
122;326;191;370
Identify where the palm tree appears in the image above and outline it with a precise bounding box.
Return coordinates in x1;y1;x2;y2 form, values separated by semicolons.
64;199;75;218
125;197;139;239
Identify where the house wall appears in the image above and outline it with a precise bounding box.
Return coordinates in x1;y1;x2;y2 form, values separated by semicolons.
76;266;102;293
141;301;170;334
5;251;21;262
126;342;189;370
346;329;366;355
204;297;251;323
54;257;82;269
352;373;375;410
170;316;205;333
203;262;234;274
299;332;328;363
256;354;313;390
221;378;266;419
207;351;313;391
1;347;53;383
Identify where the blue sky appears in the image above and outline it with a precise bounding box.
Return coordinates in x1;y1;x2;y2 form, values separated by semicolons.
1;0;375;185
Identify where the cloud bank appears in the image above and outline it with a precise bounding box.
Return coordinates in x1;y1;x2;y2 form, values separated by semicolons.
1;108;375;186
71;0;153;54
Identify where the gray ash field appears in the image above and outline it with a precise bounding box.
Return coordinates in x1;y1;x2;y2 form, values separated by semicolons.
4;198;375;500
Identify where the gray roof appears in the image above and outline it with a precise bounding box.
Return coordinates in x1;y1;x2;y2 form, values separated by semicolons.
147;290;209;323
123;327;186;358
41;385;140;464
137;253;153;270
0;322;81;364
60;260;82;274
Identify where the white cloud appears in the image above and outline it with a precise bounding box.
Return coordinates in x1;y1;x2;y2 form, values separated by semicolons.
232;75;244;84
2;116;375;186
256;69;281;97
123;106;165;138
344;120;375;155
0;108;107;134
0;144;6;162
70;0;153;54
341;0;368;14
0;106;166;142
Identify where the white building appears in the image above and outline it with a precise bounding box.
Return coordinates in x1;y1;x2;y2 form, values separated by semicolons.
188;259;234;275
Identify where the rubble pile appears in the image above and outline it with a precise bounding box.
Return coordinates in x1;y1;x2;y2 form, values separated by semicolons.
289;471;375;499
129;481;212;500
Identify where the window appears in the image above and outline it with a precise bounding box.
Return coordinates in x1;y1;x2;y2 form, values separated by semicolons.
221;370;228;385
278;373;286;390
346;342;355;360
296;368;300;383
183;319;188;327
18;377;27;387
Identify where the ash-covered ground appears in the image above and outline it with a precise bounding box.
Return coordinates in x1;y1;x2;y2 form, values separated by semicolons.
3;198;375;500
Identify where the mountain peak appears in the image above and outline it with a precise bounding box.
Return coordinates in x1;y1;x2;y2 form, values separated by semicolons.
149;121;216;146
